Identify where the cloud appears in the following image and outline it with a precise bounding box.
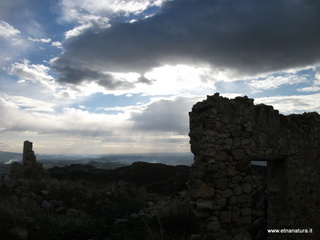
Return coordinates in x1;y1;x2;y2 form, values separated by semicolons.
9;59;55;90
51;41;63;49
64;15;110;39
59;0;163;23
255;93;320;114
52;0;320;88
0;94;55;112
60;0;164;39
28;37;51;43
296;67;320;92
249;73;308;91
131;97;196;134
0;21;21;40
0;96;128;137
54;64;138;90
0;21;28;67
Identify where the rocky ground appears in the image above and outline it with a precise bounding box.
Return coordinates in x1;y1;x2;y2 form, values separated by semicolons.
0;162;198;240
0;162;266;240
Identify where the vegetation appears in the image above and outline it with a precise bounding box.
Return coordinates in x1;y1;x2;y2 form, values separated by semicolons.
0;162;198;240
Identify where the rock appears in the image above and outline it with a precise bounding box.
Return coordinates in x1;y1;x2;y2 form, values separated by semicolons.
256;211;265;217
216;198;226;208
237;194;251;204
24;217;35;224
232;233;251;240
41;190;49;195
215;151;229;161
232;149;246;160
189;234;202;240
115;219;128;225
235;161;251;174
66;208;81;216
4;175;16;188
241;183;252;193
11;227;28;240
232;175;243;184
117;180;127;186
221;189;233;198
196;200;213;210
233;186;242;195
214;178;228;190
129;213;139;218
233;217;251;225
41;200;52;209
207;221;221;232
190;182;215;198
220;211;232;223
228;196;237;205
241;208;252;216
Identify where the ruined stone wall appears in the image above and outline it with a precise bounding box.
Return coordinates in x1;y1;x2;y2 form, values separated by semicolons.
188;93;320;240
23;140;37;166
10;141;50;180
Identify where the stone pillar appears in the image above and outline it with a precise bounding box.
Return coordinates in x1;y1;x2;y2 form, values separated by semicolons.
23;140;37;166
10;141;49;180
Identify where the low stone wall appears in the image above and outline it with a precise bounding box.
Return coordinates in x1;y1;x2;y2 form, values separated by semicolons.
188;93;320;239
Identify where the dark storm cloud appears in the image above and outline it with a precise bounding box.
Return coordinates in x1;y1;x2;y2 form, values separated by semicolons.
53;0;320;85
55;65;135;89
131;97;194;134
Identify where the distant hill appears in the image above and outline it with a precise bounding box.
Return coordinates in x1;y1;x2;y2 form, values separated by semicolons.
48;161;191;194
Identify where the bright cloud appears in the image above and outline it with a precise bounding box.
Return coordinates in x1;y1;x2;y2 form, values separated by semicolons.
0;21;21;40
249;74;307;91
9;59;55;90
255;93;320;114
60;0;163;38
51;41;63;49
0;94;55;112
0;0;320;154
59;0;163;22
28;37;51;43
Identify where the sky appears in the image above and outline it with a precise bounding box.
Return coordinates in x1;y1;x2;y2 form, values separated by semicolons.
0;0;320;154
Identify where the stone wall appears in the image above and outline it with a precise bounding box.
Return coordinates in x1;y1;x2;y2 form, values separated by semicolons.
188;93;320;240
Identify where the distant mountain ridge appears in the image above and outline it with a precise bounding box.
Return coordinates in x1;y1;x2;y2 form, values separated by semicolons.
0;151;194;166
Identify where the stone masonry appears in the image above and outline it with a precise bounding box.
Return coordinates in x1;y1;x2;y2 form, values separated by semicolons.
23;140;37;166
10;140;50;180
188;93;320;240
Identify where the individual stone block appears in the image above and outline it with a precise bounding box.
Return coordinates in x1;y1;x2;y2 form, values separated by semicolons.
233;186;242;195
220;211;232;223
241;208;252;216
232;148;247;160
216;198;226;208
241;183;252;194
228;196;237;205
215;151;229;161
214;178;228;190
237;194;251;204
207;221;221;232
196;200;213;210
233;217;251;225
232;175;243;184
221;189;233;198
